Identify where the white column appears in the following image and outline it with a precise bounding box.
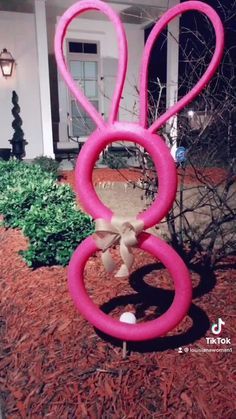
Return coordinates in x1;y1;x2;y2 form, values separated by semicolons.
34;0;54;157
166;0;180;160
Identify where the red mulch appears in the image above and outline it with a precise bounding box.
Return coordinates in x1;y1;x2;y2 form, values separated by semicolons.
0;168;235;418
60;168;141;191
60;166;229;191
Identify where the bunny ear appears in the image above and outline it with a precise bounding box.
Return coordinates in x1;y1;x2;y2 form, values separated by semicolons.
54;0;128;129
139;1;224;133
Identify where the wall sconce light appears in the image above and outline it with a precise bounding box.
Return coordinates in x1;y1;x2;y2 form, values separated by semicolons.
0;48;15;78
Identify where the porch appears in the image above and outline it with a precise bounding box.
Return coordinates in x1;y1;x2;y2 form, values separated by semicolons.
0;0;179;160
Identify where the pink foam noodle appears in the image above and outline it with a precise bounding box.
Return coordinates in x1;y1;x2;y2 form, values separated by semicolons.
139;1;224;132
75;122;177;228
54;0;128;127
68;233;192;341
54;0;224;342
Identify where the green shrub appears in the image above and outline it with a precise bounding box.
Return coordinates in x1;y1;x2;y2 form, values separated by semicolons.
32;155;60;178
0;160;94;267
0;161;56;227
102;152;128;169
0;159;53;193
20;199;94;267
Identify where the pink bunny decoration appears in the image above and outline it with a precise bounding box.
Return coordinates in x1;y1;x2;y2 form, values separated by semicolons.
54;0;224;341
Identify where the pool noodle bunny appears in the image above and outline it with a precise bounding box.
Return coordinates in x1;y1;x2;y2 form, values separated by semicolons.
54;0;224;341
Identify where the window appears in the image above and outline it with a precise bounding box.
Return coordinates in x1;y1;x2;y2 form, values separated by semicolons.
68;41;97;54
67;40;100;137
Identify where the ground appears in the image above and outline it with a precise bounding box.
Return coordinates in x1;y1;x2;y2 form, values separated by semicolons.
0;168;235;418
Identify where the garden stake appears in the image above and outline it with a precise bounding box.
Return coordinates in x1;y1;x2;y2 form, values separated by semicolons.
119;312;137;358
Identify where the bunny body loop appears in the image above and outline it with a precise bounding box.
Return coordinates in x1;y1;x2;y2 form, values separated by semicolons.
54;0;224;341
68;233;192;341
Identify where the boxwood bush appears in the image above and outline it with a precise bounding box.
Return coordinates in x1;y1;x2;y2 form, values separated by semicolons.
32;155;60;177
0;160;94;267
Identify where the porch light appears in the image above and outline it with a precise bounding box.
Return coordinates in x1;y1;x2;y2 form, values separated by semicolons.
0;48;15;78
188;110;194;118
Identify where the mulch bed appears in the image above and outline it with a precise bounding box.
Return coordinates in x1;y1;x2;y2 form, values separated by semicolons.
0;168;235;418
60;166;229;191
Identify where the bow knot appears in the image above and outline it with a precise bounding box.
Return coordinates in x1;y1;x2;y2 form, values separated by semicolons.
93;216;144;277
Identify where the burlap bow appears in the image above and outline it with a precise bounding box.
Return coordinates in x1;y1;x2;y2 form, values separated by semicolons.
93;216;144;277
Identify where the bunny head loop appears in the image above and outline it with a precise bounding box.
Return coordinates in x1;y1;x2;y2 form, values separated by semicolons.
140;0;224;132
54;0;128;128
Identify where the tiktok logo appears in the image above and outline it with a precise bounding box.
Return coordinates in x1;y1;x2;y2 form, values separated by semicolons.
211;318;225;335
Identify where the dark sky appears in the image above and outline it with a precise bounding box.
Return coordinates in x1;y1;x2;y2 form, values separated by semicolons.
145;0;236;106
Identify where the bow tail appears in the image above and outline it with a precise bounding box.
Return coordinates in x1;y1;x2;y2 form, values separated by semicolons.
101;249;116;273
115;242;134;278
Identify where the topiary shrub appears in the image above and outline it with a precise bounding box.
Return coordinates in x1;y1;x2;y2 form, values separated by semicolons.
9;91;27;159
0;160;94;267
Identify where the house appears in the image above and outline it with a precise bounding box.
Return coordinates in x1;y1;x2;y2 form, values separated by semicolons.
0;0;179;160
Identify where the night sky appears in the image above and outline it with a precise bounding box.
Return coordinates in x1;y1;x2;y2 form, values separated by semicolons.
145;0;236;108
